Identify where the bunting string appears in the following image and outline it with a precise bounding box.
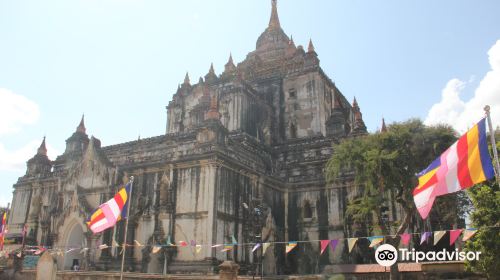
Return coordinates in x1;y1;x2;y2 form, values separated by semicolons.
1;226;496;257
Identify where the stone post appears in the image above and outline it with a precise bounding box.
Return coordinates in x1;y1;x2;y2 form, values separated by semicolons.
36;251;56;280
219;261;240;280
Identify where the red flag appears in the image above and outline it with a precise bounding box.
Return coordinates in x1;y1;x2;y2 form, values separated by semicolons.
320;240;329;255
400;233;411;246
449;229;462;246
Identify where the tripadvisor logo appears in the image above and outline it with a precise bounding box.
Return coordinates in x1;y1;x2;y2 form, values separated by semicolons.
375;244;481;266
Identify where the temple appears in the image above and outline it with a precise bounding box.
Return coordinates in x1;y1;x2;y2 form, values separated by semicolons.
8;1;397;275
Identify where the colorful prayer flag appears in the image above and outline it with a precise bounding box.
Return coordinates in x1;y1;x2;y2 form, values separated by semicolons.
166;235;173;246
195;245;202;254
400;233;411;246
87;182;131;233
347;238;358;253
152;246;161;254
320;240;329;255
329;240;339;253
433;231;446;245
449;229;463;246
462;228;478;241
420;232;431;245
368;236;384;248
262;243;271;255
285;242;297;254
413;118;495;219
252;243;261;253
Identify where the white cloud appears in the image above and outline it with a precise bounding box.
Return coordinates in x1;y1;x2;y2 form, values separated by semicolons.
0;88;40;136
0;140;59;172
425;40;500;133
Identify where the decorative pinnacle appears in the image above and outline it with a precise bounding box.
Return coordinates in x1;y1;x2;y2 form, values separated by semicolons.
308;38;315;53
352;97;358;107
228;53;234;65
37;136;47;156
209;63;215;74
77;114;86;134
268;0;281;30
184;72;190;85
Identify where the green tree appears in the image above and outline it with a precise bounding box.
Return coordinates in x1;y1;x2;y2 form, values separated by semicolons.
465;182;500;278
326;119;465;278
464;130;500;278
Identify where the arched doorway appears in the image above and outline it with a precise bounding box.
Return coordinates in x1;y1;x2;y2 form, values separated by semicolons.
63;222;86;270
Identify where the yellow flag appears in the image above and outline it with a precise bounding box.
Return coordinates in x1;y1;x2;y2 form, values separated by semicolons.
152;246;162;254
195;245;202;254
348;238;358;253
433;231;446;245
262;243;271;255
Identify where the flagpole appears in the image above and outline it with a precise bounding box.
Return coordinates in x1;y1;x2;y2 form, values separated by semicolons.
484;105;500;184
120;176;134;280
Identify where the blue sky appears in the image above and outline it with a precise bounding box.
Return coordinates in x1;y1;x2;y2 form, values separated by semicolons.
1;0;500;206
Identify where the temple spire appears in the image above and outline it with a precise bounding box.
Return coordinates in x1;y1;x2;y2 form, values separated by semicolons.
225;53;236;72
209;63;215;75
308;38;315;53
77;114;86;134
183;72;190;85
268;0;281;30
37;136;47;156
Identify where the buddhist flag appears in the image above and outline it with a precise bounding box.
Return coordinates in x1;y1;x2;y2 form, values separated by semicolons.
462;228;478;241
285;242;297;254
433;231;446;245
347;238;358;253
0;212;7;250
413;118;495;219
449;229;462;246
87;182;131;234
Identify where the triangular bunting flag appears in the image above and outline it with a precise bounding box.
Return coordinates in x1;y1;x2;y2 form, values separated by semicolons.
347;238;358;253
211;244;223;248
231;235;238;245
179;241;188;247
134;240;142;247
320;240;330;255
195;245;202;254
112;239;119;248
262;243;271;255
368;236;384;248
252;243;261;253
462;228;478;242
420;232;431;245
190;240;196;247
98;244;109;250
433;231;446;245
152;246;162;254
449;229;462;246
166;235;173;246
400;233;411;246
329;240;339;253
285;242;297;254
221;245;233;252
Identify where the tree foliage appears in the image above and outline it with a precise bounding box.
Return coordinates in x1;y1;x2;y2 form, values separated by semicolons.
464;133;500;278
326;119;462;236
